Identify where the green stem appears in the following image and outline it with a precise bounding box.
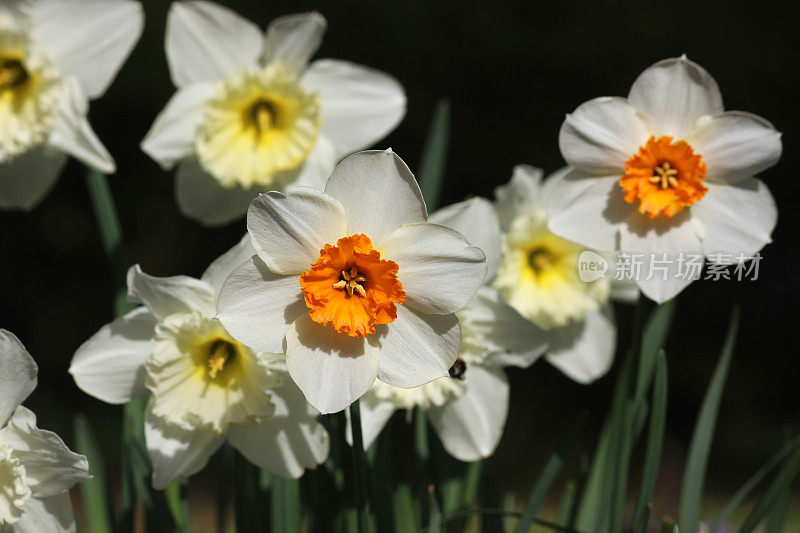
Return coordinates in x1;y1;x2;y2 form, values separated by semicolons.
349;400;371;533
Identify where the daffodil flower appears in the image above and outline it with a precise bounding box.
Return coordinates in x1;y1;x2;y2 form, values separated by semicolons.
141;2;406;226
70;237;329;488
1;329;90;532
548;56;782;302
352;198;548;461
217;150;488;414
493;165;637;383
0;0;143;210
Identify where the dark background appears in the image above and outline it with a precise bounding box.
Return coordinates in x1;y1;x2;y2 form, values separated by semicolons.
1;0;797;523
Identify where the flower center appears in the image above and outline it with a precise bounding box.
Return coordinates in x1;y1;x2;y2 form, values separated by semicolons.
448;358;467;380
195;63;321;188
620;135;707;219
0;58;29;90
527;247;553;273
0;32;62;162
207;339;237;380
300;234;406;338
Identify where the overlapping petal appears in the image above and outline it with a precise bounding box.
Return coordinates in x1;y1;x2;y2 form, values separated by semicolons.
0;329;37;427
126;265;216;320
70;307;155;405
165;0;263;87
302;61;406;159
545;306;616;384
381;222;486;314
264;12;327;74
0;146;67;211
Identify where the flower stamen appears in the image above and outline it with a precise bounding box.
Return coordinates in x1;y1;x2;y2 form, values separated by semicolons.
648;161;680;189
332;266;368;297
207;340;236;379
250;99;276;133
0;58;29;89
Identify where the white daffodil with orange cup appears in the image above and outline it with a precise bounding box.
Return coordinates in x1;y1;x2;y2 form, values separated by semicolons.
217;150;488;415
352;197;548;461
1;329;90;532
0;0;143;210
70;236;329;489
548;56;782;302
142;2;406;226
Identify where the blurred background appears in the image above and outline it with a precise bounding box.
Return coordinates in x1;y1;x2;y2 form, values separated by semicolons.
1;0;798;527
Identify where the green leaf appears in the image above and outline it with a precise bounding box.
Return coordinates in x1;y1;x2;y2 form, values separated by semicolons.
610;400;636;532
631;350;668;533
711;432;800;530
426;485;442;533
164;480;188;531
462;460;482;509
514;411;589;533
348;400;373;533
765;484;790;533
392;483;417;533
74;414;114;533
635;299;676;404
556;480;577;526
418;99;451;211
575;348;636;531
678;307;740;532
739;445;800;532
271;476;301;533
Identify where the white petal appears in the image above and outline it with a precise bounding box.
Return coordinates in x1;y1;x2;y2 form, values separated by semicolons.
546;306;616;384
375;306;460;388
1;407;90;497
69;307;156;405
494;164;544;228
175;158;261;227
324;150;426;246
25;0;143;99
559;97;650;174
144;407;224;489
48;79;115;173
141;83;215;170
687;112;782;183
461;287;547;369
693;178;777;261
264;12;327;74
284;314;379;414
8;494;75;533
547;172;632;252
428;365;509;461
0;329;37;428
628;56;723;138
247;187;347;275
217;256;305;353
619;211;702;303
0;145;67;211
348;392;396;451
227;377;329;478
201;234;255;292
165;0;263;88
429;198;502;282
126;264;216;320
302;61;406;159
381;223;486;314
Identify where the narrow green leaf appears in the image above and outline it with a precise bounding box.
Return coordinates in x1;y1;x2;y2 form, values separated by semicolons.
711;432;800;530
739;445;800;532
659;520;675;533
678;307;740;532
514;411;589;533
164;480;188;531
610;400;636;532
556;481;577;526
271;476;301;533
765;484;790;533
74;414;114;533
575;347;636;531
418;99;451;210
441;508;582;532
415;408;430;462
462;460;482;509
635;300;676;403
632;351;669;532
392;483;417;533
348;400;373;533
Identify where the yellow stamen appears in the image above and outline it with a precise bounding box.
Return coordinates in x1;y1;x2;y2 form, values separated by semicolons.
333;266;368;297
207;340;236;379
251;100;276;133
0;58;28;89
648;161;680;189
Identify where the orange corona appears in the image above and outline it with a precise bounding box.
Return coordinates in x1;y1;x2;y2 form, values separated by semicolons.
300;234;406;337
620;136;707;218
